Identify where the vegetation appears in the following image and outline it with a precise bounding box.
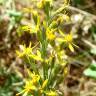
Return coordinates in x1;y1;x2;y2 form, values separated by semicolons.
0;0;96;96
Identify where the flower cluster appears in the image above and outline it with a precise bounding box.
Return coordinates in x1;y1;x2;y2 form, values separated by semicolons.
16;0;78;96
16;70;57;96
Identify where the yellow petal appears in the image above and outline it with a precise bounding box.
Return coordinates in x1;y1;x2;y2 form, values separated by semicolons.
64;67;68;75
56;38;64;42
37;50;41;57
68;44;74;52
42;79;48;89
46;90;58;96
58;30;65;37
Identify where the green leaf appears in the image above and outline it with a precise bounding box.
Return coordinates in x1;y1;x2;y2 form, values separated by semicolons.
73;0;85;5
90;63;96;68
6;10;22;17
84;63;96;79
84;68;96;79
90;48;96;55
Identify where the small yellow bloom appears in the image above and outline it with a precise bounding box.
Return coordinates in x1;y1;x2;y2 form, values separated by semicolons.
57;30;78;52
37;0;52;9
17;24;40;37
64;33;75;52
21;25;33;33
16;80;37;96
16;42;43;61
16;43;33;58
16;70;41;96
63;33;73;43
64;66;68;75
31;74;40;84
46;28;55;41
46;90;58;96
27;69;40;83
29;50;43;61
37;0;45;9
57;50;67;66
24;80;37;91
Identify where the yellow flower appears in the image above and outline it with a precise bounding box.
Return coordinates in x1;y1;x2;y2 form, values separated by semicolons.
27;69;40;83
37;0;45;9
57;50;67;66
64;66;68;75
16;42;33;57
63;33;73;43
24;80;37;91
46;28;55;41
16;70;41;96
31;74;40;84
37;0;52;9
64;33;75;52
57;30;78;52
46;90;58;96
43;20;56;41
30;50;43;61
16;42;43;61
21;25;37;34
16;80;37;96
17;23;40;35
